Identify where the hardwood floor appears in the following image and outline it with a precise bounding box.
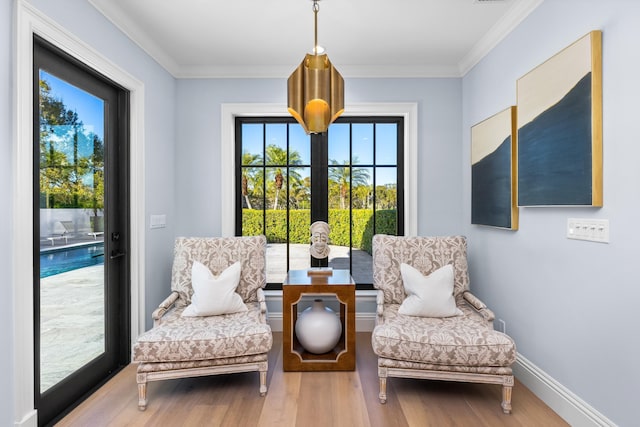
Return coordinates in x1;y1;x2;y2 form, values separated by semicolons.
57;333;568;426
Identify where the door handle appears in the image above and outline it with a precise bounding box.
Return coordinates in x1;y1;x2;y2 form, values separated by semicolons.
110;250;126;259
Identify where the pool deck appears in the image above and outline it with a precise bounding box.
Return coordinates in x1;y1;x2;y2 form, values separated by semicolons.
39;234;106;390
40;264;104;391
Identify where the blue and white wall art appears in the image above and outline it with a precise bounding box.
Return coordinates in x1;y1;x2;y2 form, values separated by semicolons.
517;31;602;206
471;106;518;229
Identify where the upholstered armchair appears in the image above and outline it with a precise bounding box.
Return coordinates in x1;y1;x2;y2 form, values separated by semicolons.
132;236;273;410
371;235;516;413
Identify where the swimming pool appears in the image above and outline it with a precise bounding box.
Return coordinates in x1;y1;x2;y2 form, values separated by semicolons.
40;242;104;278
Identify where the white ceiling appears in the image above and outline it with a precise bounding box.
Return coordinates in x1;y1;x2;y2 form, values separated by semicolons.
89;0;542;79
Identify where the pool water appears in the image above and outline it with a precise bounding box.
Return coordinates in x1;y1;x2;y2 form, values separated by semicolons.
40;243;105;278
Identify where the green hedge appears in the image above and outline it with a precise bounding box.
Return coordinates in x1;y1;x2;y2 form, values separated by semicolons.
242;209;397;253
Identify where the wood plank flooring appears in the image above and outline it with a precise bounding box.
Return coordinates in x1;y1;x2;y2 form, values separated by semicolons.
57;333;568;427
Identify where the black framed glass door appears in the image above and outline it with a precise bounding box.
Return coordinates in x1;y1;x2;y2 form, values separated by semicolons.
33;36;130;426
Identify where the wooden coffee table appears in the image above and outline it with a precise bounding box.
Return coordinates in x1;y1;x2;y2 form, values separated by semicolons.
282;269;356;371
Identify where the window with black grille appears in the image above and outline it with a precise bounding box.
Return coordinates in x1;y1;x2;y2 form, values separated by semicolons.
235;116;403;290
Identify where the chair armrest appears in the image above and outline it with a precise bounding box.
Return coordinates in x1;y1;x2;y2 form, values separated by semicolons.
375;290;385;325
256;288;268;323
462;291;495;323
152;291;180;323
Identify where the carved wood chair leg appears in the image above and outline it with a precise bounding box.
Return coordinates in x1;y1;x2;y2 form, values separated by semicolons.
378;366;388;403
259;365;268;396
136;372;148;411
379;377;387;403
501;376;514;414
378;378;387;403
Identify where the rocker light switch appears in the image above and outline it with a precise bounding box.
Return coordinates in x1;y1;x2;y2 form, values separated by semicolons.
567;218;609;243
150;214;167;229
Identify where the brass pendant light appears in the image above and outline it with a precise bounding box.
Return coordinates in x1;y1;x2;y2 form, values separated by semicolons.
287;0;344;134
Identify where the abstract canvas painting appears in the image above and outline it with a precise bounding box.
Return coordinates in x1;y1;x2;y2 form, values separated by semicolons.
517;30;602;206
471;106;518;230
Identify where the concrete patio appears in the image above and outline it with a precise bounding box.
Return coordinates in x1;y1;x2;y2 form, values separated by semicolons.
39;264;104;392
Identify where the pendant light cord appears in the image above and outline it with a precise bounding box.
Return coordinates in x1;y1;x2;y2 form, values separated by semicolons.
313;0;319;55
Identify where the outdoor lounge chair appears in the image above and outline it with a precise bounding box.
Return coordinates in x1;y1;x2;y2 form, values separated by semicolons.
87;230;104;239
46;220;75;245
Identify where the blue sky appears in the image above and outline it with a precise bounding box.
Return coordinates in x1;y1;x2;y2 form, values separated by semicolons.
40;70;104;141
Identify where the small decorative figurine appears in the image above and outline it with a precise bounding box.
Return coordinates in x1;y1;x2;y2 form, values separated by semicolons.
309;221;330;259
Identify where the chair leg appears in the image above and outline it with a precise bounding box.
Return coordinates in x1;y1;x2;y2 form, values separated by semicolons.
136;372;148;411
259;361;268;396
378;367;388;404
501;376;514;414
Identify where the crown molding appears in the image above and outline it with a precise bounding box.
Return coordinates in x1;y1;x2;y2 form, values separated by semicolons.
91;0;455;79
458;0;544;76
90;0;542;79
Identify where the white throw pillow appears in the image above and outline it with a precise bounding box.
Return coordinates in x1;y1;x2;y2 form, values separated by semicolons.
398;263;462;318
182;261;247;317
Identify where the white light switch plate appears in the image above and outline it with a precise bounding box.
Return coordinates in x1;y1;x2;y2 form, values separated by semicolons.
150;214;167;229
567;218;609;243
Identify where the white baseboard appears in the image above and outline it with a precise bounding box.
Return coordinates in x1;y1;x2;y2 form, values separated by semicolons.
355;312;376;332
514;353;616;427
14;409;37;427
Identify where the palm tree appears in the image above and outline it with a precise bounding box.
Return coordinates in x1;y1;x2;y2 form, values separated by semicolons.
289;175;311;209
376;183;398;209
266;144;302;209
241;151;262;209
328;159;371;209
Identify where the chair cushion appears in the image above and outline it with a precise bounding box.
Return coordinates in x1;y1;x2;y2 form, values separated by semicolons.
377;357;513;375
137;353;269;373
372;304;516;367
132;303;272;363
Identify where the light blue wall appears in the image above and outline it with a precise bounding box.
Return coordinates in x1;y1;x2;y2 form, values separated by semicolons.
1;2;14;426
462;1;640;425
175;77;463;237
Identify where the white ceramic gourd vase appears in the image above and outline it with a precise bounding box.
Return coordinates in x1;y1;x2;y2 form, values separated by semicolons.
295;299;342;354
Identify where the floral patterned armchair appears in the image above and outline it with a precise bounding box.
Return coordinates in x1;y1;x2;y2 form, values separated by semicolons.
132;236;273;410
371;235;516;413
